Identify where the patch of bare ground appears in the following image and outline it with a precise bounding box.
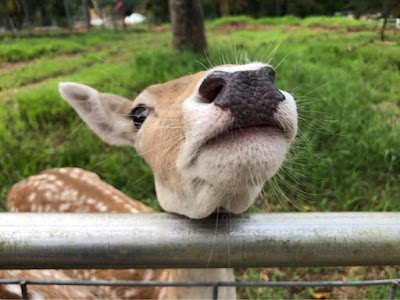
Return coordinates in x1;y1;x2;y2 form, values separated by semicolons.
212;24;350;34
0;60;28;73
213;24;398;35
238;266;400;299
282;25;338;33
213;24;273;34
151;25;170;33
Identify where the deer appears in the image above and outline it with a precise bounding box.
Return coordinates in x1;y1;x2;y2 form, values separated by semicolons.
0;62;298;299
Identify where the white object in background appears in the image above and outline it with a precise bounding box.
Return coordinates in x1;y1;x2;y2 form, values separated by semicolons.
90;18;104;26
124;13;146;25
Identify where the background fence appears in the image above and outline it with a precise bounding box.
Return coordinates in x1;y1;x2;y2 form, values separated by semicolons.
1;212;400;298
1;0;399;35
0;0;135;33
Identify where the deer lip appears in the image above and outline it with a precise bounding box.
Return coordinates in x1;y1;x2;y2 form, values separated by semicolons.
183;120;286;168
203;123;285;148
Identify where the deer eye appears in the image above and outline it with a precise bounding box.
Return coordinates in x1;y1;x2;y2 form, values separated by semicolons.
130;104;150;129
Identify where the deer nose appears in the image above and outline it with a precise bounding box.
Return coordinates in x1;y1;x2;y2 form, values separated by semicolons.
198;66;285;127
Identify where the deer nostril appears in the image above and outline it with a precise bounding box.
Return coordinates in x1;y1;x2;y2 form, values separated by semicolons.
268;68;276;82
198;77;226;103
266;89;285;102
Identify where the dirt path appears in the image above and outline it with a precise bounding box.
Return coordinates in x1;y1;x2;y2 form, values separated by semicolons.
212;23;398;35
0;60;29;73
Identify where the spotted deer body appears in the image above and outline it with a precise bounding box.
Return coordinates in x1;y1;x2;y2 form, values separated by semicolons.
1;63;297;299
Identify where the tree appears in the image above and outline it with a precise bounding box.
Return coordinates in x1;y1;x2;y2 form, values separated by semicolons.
347;0;400;41
380;0;400;41
82;0;91;30
169;0;207;53
218;0;250;16
0;0;24;30
143;0;169;24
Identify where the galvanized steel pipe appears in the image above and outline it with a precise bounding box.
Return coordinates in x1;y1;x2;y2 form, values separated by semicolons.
0;212;399;269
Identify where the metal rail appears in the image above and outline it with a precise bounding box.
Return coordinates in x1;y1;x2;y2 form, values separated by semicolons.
1;212;400;269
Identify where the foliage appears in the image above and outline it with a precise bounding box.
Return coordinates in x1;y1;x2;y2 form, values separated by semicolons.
206;0;400;19
0;0;24;29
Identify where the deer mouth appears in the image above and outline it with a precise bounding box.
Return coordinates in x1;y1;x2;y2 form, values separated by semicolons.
203;123;285;149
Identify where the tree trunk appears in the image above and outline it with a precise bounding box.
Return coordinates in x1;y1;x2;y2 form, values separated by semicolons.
82;0;91;30
38;2;52;26
21;0;30;27
169;0;207;53
380;14;388;42
0;0;12;30
218;0;230;16
63;0;72;30
275;0;281;16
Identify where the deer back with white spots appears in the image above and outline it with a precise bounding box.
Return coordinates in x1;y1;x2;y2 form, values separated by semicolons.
1;63;297;299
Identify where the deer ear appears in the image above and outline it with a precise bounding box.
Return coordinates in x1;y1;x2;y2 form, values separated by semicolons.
59;82;136;147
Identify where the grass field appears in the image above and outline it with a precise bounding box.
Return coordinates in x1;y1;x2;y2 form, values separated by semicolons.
0;16;399;298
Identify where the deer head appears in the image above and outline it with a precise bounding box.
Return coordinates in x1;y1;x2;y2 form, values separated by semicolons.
59;63;297;219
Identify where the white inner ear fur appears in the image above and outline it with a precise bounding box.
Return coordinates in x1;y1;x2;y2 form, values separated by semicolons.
59;82;136;147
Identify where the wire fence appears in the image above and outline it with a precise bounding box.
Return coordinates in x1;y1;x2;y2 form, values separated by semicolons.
1;278;399;300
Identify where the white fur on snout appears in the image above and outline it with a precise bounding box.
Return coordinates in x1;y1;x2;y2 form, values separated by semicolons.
276;91;298;142
167;63;298;218
208;62;270;74
177;96;233;169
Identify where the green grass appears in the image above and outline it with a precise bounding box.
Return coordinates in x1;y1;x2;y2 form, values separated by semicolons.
0;30;131;63
0;48;122;91
208;15;380;31
208;15;257;27
300;16;379;30
255;15;302;26
0;16;399;299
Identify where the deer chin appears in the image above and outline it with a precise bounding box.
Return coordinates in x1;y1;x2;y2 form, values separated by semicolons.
154;174;263;219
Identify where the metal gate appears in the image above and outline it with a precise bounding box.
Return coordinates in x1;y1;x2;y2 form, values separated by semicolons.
1;212;400;299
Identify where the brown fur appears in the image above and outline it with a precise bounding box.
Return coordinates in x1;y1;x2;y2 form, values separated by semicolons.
139;72;205;183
